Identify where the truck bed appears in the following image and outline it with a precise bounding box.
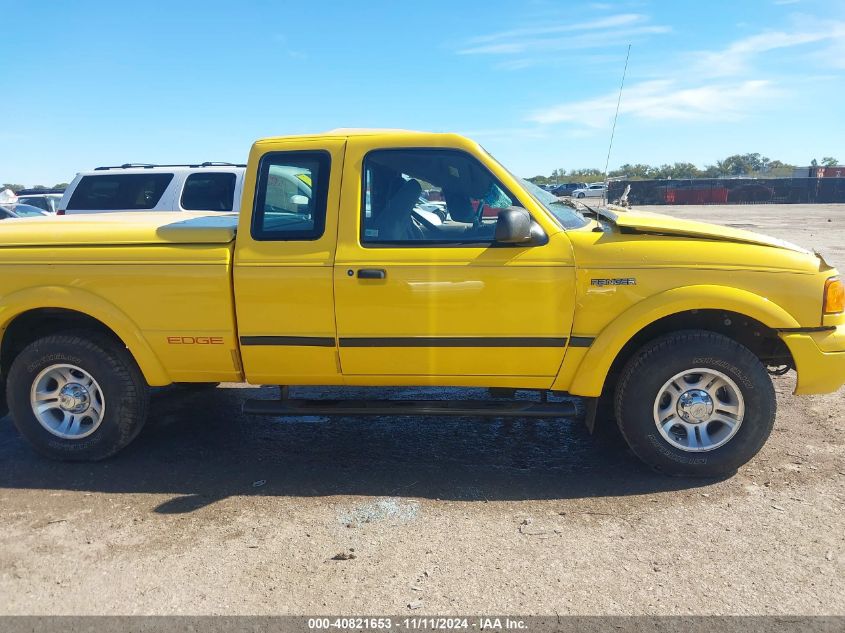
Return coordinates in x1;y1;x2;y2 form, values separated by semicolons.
0;212;241;385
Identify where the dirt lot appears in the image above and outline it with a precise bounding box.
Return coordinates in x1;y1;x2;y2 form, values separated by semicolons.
0;204;843;615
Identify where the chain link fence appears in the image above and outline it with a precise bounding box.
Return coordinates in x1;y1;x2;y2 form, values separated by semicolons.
607;178;845;205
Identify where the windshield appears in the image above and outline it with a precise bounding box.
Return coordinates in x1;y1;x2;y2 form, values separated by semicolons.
478;146;589;230
518;177;590;230
7;204;47;217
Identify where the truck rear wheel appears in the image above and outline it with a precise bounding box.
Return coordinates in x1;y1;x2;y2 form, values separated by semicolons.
6;333;150;461
614;330;776;477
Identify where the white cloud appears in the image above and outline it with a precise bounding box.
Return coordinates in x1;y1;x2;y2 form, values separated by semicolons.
457;14;669;56
691;21;845;76
528;79;779;128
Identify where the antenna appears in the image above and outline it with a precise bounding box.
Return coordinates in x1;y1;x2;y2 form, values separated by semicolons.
603;44;631;206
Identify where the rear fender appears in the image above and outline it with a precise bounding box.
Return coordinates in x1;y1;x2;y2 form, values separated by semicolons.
0;286;171;386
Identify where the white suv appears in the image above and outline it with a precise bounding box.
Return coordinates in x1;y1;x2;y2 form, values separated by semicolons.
58;163;246;215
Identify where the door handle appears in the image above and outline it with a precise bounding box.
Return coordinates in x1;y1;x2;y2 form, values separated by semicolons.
357;268;386;279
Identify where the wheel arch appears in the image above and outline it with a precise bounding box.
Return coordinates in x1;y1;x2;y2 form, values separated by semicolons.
562;285;799;397
0;287;171;388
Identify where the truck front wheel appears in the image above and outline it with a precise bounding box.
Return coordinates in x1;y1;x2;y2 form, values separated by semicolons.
6;333;150;461
614;330;776;477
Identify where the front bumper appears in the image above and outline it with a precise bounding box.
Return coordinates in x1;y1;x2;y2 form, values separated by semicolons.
780;326;845;395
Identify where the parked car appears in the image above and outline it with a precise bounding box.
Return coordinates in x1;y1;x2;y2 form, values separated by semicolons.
571;182;607;199
0;203;51;219
0;130;843;479
58;163;246;215
550;183;587;197
16;193;64;214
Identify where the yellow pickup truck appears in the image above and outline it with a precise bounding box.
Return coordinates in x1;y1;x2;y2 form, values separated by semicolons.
1;130;843;476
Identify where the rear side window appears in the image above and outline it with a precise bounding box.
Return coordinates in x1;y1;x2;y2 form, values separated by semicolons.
181;172;237;211
251;151;330;241
67;174;173;210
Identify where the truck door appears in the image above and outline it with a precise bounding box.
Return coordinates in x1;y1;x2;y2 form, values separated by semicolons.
333;138;577;388
233;138;346;385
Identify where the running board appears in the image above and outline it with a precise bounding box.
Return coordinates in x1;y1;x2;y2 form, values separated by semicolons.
242;398;578;419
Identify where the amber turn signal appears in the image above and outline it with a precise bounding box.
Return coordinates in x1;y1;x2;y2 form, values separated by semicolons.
824;277;845;314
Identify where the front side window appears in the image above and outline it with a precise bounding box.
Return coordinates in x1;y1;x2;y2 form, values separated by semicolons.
181;172;236;211
361;149;518;246
251;151;330;241
67;174;173;210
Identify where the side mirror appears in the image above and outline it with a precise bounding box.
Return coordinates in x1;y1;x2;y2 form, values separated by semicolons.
494;207;534;244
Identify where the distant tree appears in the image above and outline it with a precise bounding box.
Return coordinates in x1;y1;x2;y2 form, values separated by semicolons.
30;185;49;190
821;157;839;167
53;182;69;189
529;152;817;182
610;163;655;180
2;183;25;192
716;153;767;176
566;168;604;182
810;158;819;167
527;175;550;185
664;162;702;179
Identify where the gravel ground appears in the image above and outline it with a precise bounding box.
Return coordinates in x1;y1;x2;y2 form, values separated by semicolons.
0;204;843;615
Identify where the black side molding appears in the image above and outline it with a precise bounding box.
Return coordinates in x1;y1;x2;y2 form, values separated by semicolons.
240;336;335;347
338;337;568;348
239;336;595;348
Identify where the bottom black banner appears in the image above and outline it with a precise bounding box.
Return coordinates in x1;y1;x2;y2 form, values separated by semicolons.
0;616;842;633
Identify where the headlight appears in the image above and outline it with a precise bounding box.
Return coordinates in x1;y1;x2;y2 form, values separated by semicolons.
823;276;844;314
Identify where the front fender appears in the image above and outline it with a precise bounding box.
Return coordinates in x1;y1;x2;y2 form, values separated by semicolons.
557;284;801;397
0;286;171;386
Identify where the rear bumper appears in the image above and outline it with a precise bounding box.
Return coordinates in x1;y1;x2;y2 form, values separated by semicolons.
780;326;845;395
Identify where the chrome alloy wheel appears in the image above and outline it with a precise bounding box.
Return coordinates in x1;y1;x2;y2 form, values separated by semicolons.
29;364;106;439
653;368;745;452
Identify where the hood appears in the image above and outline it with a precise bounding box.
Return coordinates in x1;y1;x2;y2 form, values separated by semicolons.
604;207;809;254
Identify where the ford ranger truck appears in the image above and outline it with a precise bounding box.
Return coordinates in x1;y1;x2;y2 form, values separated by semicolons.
1;130;843;476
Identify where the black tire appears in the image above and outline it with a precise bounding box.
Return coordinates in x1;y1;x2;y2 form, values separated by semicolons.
614;330;776;477
576;192;586;199
0;373;8;419
6;333;150;461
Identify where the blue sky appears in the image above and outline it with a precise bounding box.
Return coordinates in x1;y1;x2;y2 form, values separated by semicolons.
1;0;844;185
